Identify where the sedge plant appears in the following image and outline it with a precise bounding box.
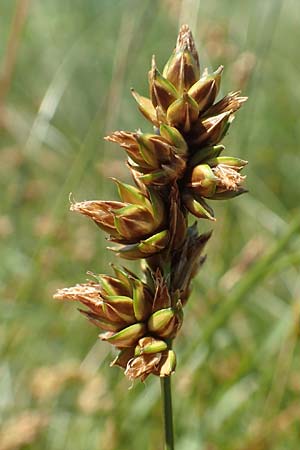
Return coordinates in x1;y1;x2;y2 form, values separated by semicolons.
54;25;247;449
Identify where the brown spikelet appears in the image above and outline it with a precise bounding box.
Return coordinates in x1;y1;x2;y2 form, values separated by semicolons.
54;24;247;383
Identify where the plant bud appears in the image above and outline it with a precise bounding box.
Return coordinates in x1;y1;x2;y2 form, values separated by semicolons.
131;89;158;125
111;229;169;260
188;145;225;167
159;350;176;377
147;188;167;228
98;274;130;296
134;337;168;356
159;124;188;156
189;111;234;148
72;183;166;248
148;306;182;339
107;130;187;186
163;24;200;93
100;322;146;348
182;192;215;221
148;308;174;334
70;200;124;238
145;134;174;162
135;133;160;168
102;295;136;324
113;204;156;241
149;56;178;111
105;131;151;169
187;164;219;198
110;264;134;295
132;278;152;321
167;92;199;132
113;179;152;208
54;283;133;330
204;91;247;117
138;229;169;255
206;156;248;169
136;169;169;186
79;310;124;332
137;154;186;186
188;66;223;113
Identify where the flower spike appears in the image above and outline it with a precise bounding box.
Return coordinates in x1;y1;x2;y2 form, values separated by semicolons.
54;24;247;384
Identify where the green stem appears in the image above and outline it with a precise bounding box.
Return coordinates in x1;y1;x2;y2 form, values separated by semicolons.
161;375;175;450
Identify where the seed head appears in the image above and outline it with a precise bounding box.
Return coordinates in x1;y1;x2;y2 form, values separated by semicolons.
54;24;248;381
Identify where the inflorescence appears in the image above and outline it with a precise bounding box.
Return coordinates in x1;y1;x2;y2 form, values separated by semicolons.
54;25;247;382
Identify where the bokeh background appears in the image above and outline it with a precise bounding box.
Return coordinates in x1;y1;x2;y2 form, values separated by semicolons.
1;0;300;449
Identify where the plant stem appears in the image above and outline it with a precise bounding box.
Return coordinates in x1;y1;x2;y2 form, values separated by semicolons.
161;375;175;450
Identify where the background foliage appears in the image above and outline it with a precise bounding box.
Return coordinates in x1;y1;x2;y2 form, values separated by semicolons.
1;0;300;449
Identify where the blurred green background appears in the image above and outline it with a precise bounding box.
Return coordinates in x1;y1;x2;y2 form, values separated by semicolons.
1;0;300;449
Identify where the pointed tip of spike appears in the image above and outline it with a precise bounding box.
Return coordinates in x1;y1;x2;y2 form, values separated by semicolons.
151;54;156;69
177;24;197;57
179;24;190;32
178;24;193;43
